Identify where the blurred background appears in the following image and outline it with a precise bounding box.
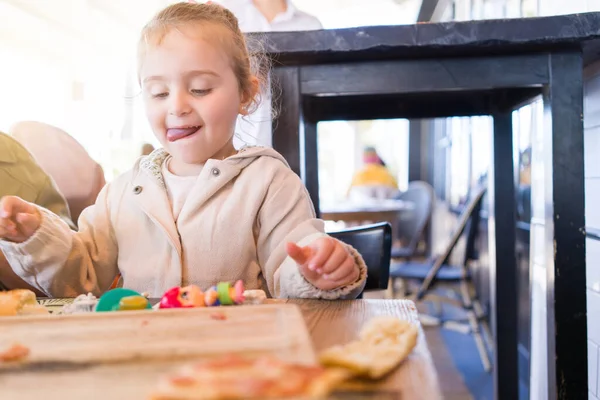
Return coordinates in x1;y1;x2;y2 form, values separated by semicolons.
1;0;589;182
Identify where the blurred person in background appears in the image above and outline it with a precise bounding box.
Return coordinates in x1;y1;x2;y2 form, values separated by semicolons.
0;131;75;294
217;0;322;31
216;0;322;148
348;146;400;201
10;121;106;224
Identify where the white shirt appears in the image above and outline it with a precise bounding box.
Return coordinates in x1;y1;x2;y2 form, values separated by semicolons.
162;158;199;221
216;0;323;148
216;0;323;32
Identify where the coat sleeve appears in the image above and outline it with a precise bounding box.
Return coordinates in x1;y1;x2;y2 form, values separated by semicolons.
255;167;367;299
35;175;77;230
0;184;119;297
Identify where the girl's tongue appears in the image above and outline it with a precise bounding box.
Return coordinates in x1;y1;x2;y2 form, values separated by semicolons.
166;127;199;142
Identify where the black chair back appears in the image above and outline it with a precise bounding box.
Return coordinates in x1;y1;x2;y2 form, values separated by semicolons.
517;185;531;222
329;222;392;291
395;181;434;252
416;186;486;299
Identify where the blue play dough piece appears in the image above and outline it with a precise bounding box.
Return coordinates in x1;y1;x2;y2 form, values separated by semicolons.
209;286;220;306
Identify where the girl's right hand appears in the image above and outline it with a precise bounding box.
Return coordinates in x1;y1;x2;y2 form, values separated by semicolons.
0;196;42;243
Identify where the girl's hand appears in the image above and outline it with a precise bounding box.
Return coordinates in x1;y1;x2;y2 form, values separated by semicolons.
0;196;42;243
286;236;359;291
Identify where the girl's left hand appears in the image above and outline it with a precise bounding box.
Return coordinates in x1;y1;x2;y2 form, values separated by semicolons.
286;237;359;291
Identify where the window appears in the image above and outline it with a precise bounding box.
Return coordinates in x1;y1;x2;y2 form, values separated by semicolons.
317;119;409;207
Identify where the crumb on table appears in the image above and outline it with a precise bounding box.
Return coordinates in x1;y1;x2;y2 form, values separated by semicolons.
209;312;227;321
0;343;30;362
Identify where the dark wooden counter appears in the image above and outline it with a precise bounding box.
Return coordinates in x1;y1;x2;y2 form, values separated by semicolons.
258;13;600;399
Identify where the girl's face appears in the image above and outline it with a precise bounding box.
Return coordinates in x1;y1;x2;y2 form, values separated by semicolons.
140;26;243;175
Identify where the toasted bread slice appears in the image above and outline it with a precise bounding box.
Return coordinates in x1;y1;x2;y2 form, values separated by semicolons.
319;316;418;379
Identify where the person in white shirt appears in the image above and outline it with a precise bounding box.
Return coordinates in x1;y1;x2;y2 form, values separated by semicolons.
217;0;323;32
216;0;323;148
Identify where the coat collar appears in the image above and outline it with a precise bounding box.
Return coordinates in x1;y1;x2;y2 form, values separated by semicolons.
139;148;170;188
136;145;288;188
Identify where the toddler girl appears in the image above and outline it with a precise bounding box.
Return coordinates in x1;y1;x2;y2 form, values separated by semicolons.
0;2;366;299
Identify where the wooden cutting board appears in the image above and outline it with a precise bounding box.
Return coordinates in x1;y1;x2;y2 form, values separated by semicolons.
0;303;316;399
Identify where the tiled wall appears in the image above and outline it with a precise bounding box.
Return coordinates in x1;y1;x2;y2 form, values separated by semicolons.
585;65;600;400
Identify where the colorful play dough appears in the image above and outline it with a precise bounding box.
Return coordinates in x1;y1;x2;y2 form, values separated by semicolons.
159;280;247;309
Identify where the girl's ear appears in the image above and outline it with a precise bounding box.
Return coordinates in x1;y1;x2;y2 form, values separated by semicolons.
240;76;260;116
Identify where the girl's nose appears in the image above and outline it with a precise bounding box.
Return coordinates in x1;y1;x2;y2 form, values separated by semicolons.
168;90;192;117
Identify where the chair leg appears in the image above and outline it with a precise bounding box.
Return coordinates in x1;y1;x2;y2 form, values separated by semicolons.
466;309;492;372
430;299;443;318
459;278;492;373
384;278;394;299
419;313;442;327
392;278;408;298
390;277;397;298
473;299;494;353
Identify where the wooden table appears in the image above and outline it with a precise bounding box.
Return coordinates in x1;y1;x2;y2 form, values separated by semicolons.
321;210;404;224
283;299;442;399
10;298;440;399
321;200;412;221
321;201;413;240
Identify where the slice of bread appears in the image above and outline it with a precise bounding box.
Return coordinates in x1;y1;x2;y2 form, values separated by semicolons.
319;316;418;379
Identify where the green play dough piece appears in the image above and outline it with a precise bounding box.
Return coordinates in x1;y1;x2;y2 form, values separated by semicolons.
217;282;233;305
95;288;152;312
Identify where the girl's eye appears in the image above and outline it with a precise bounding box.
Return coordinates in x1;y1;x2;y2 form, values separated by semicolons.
151;92;168;98
191;89;212;96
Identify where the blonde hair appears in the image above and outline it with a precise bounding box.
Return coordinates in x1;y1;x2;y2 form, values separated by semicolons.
138;2;269;114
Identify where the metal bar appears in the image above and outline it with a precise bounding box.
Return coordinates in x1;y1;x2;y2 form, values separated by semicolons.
300;55;549;96
489;111;519;400
542;51;587;400
271;67;302;176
